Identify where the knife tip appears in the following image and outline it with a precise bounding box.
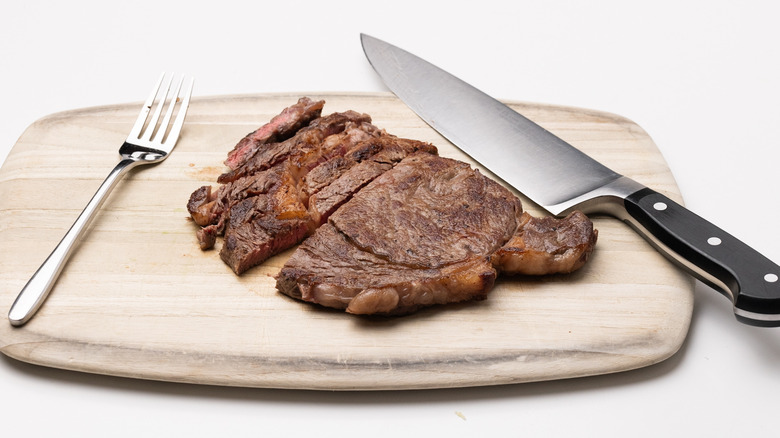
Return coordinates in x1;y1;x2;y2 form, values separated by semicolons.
360;33;379;45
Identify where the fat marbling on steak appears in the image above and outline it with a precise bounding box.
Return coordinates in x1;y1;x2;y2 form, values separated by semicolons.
276;152;598;315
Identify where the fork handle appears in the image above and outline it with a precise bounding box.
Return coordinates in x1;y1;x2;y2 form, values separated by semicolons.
8;158;141;326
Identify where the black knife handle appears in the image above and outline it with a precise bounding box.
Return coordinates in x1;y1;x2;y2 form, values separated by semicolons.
624;187;780;327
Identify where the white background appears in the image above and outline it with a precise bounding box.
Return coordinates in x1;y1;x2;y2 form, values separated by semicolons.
2;1;780;436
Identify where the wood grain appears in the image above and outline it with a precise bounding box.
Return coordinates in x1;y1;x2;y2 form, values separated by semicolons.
0;93;693;390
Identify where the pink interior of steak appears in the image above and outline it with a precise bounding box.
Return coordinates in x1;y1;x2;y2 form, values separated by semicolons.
224;97;325;170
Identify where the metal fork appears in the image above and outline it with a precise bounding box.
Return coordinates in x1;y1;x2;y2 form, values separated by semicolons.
8;72;195;327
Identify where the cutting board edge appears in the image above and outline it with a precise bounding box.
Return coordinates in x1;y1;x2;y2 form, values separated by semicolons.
0;312;692;391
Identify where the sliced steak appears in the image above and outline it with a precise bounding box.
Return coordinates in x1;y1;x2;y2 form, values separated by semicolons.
216;135;436;275
187;98;438;274
307;136;438;224
189;97;596;303
224;97;325;170
302;135;390;197
276;153;598;315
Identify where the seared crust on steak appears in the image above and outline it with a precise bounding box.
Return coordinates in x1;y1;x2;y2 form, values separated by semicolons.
276;153;598;315
275;223;496;315
492;211;598;275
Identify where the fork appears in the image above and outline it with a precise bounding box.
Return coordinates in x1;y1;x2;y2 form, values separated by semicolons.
8;72;195;327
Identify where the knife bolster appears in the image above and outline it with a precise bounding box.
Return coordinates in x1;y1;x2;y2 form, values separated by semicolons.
547;176;645;217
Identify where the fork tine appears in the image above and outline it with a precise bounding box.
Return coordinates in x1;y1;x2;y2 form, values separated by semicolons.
141;73;175;142
162;76;195;146
155;74;184;143
128;72;166;140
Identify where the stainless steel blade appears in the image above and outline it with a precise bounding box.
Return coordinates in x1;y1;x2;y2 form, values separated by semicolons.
361;34;628;215
360;33;780;326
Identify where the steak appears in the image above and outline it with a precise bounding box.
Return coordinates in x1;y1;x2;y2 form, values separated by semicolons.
224;97;325;170
188;97;598;315
187;98;437;274
276;153;598;315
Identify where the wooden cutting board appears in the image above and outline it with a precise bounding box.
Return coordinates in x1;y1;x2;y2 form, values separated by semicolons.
0;93;693;390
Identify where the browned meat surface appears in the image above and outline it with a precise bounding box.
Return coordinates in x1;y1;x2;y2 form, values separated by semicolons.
492;211;598;275
224;97;325;170
328;152;521;268
187;185;216;227
276;153;598;315
187;98;437;274
275;223;496;314
307;136;437;224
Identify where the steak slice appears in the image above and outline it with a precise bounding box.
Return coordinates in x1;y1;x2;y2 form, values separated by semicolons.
219;164;312;275
276;153;598;315
217;110;372;184
224;97;325;170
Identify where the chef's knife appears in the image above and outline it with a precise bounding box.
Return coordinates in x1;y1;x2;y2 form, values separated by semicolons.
361;33;780;327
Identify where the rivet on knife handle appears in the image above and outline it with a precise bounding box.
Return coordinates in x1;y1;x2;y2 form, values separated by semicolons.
623;187;780;326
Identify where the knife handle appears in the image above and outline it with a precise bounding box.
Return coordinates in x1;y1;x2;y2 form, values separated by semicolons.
623;187;780;327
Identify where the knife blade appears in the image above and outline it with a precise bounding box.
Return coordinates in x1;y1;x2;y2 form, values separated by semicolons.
361;33;780;327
